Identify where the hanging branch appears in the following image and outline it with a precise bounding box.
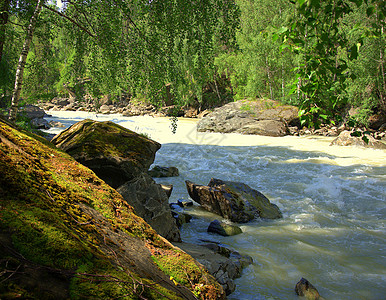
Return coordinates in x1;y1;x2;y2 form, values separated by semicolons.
42;4;96;38
63;0;96;37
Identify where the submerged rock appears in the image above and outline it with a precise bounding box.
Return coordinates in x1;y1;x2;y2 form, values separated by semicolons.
197;99;298;137
51;119;161;188
207;219;242;236
330;130;386;149
295;278;321;300
186;178;282;223
117;173;181;242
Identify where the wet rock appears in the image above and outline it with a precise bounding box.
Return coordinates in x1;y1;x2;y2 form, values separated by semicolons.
160;184;173;198
197;99;298;137
185;178;282;223
330;130;386;149
52;119;161;188
295;278;321;300
148;165;179;177
177;199;193;207
117;173;181;242
172;211;193;227
207;219;242;236
175;242;253;296
31;117;50;129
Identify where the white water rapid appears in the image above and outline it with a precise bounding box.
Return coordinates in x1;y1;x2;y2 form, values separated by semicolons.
44;111;386;300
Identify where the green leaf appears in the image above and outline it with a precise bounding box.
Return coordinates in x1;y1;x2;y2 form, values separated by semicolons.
298;0;307;8
348;44;358;60
366;6;375;17
320;114;328;120
350;131;362;137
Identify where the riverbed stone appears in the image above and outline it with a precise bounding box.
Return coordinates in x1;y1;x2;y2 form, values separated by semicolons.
160;184;173;198
207;219;242;236
295;278;321;300
185;178;282;222
175;241;253;295
51;119;161;188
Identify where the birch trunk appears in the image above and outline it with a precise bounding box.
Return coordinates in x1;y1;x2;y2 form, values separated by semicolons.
9;0;43;121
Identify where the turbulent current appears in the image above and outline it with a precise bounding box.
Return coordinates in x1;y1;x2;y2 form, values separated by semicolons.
44;111;386;300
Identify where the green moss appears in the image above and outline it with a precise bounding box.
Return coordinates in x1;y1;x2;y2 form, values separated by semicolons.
1;119;222;299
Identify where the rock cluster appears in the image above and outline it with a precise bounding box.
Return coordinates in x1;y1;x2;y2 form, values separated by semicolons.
52;119;181;242
38;97;198;118
176;242;253;295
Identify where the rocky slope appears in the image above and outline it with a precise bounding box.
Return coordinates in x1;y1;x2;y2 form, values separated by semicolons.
0;117;224;299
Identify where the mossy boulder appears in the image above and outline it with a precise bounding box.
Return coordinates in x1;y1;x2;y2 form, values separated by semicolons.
186;178;282;222
51;119;161;188
197;99;299;137
0;118;225;299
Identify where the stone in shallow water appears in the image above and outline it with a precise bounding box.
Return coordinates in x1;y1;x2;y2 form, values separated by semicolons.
295;277;321;300
207;219;242;236
185;178;282;222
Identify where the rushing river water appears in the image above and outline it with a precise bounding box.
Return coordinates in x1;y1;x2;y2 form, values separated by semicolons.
44;111;386;300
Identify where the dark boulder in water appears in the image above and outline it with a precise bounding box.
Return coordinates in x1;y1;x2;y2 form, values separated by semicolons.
295;277;321;300
185;178;282;223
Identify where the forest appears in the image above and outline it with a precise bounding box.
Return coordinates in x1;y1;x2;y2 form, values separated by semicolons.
0;0;385;128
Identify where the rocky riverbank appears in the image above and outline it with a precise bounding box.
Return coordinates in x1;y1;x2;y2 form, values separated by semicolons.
33;96;386;146
0;116;225;299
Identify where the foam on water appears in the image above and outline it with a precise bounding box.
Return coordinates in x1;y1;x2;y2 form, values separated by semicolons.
43;112;386;300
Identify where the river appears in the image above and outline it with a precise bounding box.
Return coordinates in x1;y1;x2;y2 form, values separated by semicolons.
44;111;386;300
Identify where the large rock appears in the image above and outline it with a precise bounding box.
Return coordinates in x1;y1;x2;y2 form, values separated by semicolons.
186;178;282;223
197;99;298;137
330;130;386;149
52;119;161;188
20;104;46;119
117;173;181;242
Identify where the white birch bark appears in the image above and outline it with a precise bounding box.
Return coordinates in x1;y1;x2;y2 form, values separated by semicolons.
9;0;44;121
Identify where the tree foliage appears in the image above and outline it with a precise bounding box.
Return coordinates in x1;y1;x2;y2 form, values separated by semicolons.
2;0;385;126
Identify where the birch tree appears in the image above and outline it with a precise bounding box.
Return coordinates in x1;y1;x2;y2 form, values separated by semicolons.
9;0;43;121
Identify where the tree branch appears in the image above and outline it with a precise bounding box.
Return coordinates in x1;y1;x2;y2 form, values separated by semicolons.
42;4;95;38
